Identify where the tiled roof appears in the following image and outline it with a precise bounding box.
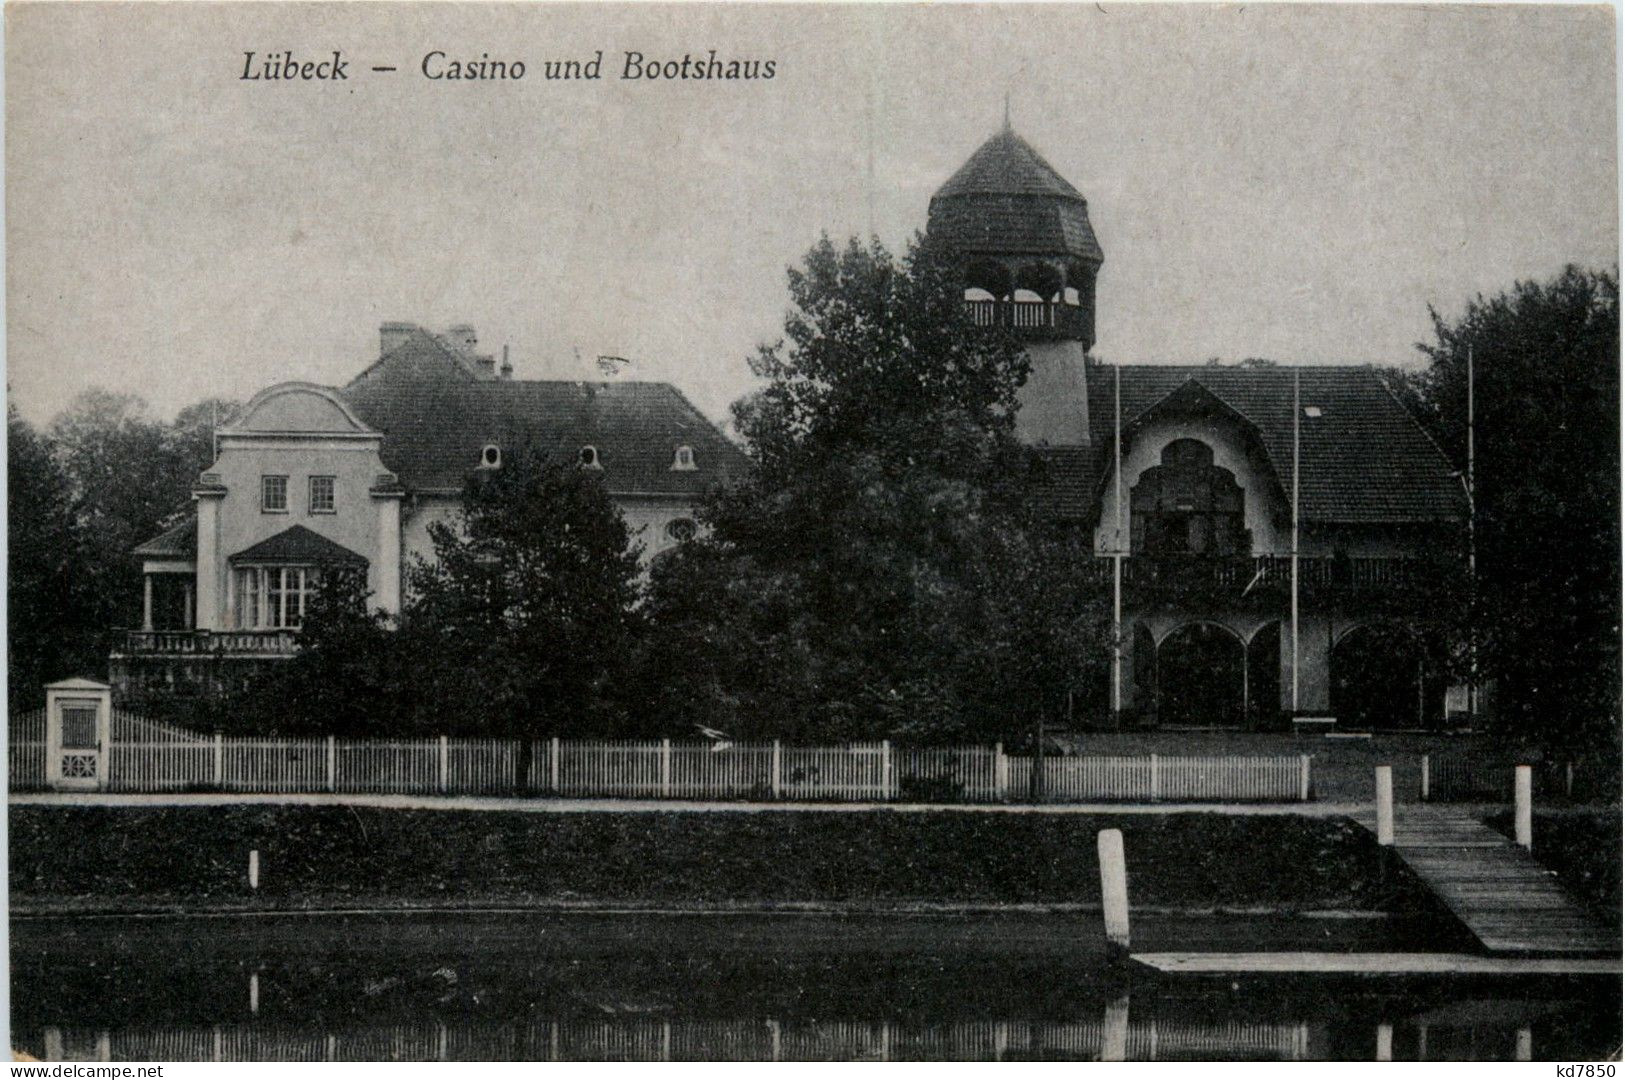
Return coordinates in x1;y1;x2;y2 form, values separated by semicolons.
230;525;367;565
1030;365;1464;525
927;129;1103;263
339;378;748;496
345;327;493;391
1028;445;1097;520
132;517;197;558
935;129;1086;200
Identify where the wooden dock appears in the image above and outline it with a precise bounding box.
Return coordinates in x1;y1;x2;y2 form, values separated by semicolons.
1361;805;1619;957
1132;952;1621;977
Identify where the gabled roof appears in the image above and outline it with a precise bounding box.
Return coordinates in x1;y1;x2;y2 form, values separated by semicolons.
339;378;748;496
132;517;197;558
230;525;367;565
1033;365;1464;525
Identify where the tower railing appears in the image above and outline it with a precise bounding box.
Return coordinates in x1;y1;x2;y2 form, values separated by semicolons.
963;299;1086;338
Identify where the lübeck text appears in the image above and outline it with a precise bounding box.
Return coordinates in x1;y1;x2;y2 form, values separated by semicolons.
241;51;349;80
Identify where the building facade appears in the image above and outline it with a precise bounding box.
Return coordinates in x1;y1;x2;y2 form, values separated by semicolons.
928;125;1468;729
113;325;746;703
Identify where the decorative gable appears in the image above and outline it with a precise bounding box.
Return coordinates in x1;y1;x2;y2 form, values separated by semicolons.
227;383;377;435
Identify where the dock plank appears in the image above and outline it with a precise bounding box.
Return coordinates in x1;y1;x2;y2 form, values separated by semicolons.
1366;807;1619;957
1131;952;1621;977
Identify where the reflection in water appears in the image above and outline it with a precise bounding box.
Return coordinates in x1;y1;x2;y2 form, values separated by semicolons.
11;912;1620;1062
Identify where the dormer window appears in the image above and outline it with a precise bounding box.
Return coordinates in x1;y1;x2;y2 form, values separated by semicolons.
672;445;697;471
479;444;502;469
579;445;601;469
1303;406;1323;419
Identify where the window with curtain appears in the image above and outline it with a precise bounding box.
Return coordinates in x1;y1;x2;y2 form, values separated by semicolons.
235;566;319;629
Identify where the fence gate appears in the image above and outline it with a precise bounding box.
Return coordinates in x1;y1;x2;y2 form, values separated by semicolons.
44;678;112;791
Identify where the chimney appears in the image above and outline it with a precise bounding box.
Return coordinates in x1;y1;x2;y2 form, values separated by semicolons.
500;345;513;380
379;322;414;357
447;324;478;352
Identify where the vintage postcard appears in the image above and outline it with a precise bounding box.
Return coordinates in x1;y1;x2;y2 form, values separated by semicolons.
6;1;1620;1067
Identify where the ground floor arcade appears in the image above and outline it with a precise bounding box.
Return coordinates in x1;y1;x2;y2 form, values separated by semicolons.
1118;609;1458;730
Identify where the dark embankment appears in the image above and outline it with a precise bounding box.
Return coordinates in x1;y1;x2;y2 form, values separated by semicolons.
11;806;1443;914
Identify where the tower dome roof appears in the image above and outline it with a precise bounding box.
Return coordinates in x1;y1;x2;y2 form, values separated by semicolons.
934;128;1086;201
928;127;1102;264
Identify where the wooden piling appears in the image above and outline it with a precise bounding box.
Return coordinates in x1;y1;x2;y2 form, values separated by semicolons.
1515;764;1533;851
1375;766;1394;846
1098;828;1130;950
248;849;259;889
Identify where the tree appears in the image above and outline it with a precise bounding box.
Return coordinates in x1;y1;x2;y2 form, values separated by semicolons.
45;390;237;635
7;406;102;704
225;567;403;736
639;236;1109;743
400;446;643;740
1410;265;1619;754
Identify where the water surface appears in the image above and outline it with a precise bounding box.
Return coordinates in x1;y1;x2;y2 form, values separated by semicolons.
12;912;1619;1061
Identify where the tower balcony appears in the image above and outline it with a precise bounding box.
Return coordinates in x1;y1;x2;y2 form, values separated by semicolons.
963;299;1089;342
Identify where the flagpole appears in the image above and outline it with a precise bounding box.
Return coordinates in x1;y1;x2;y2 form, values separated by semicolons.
1112;361;1124;722
1291;368;1301;715
1467;343;1477;722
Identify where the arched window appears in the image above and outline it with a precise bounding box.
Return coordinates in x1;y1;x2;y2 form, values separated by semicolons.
479;444;501;469
579;445;600;469
671;445;696;471
665;517;697;544
1130;439;1246;556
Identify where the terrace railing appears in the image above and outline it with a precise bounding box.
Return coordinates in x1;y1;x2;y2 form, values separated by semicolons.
1107;555;1451;604
116;629;301;657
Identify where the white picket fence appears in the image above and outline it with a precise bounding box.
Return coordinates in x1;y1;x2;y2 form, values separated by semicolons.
8;711;1311;802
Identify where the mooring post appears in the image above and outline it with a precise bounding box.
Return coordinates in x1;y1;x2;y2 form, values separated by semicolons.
1375;766;1394;846
248;849;260;890
249;971;260;1016
1375;1021;1392;1062
1515;764;1533;851
1098;828;1130;951
1101;995;1129;1062
1516;1025;1532;1062
1420;754;1430;802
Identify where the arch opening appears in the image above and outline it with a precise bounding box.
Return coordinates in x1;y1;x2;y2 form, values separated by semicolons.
1155;622;1246;728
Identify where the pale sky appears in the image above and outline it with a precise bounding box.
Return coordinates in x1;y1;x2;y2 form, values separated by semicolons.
6;2;1618;428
